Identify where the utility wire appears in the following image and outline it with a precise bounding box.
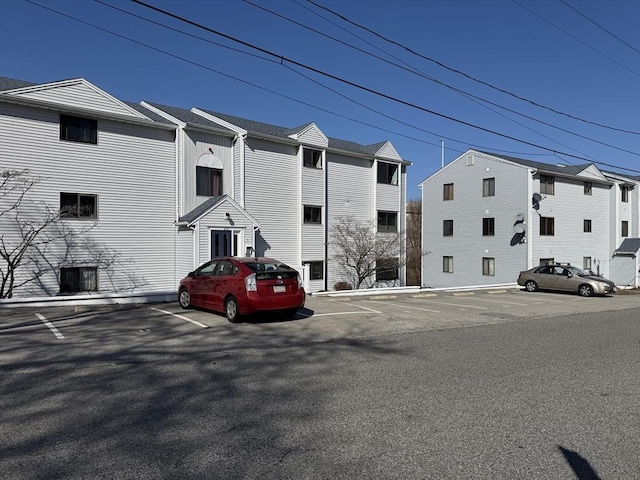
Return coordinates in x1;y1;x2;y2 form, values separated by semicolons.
559;0;640;55
24;0;539;160
246;0;598;162
129;0;640;172
21;0;639;172
512;0;640;78
307;0;640;133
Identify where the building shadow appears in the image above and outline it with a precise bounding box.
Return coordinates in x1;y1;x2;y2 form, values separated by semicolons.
558;445;602;480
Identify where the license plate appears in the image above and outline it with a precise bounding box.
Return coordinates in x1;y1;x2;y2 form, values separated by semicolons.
273;285;286;293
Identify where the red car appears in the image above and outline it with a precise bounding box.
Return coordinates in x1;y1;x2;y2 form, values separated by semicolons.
178;257;305;322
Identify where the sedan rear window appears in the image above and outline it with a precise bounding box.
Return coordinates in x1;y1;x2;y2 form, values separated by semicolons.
245;262;295;272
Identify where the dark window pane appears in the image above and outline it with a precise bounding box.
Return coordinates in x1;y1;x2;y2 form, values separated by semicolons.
60;115;97;144
196;166;222;196
60;192;78;217
376;257;398;281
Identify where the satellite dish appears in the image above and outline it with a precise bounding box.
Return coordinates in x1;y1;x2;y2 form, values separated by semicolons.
532;193;543;210
514;223;526;234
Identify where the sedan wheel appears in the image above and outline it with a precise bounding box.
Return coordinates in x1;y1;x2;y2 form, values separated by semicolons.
178;288;191;309
225;296;241;323
579;284;594;297
525;280;538;292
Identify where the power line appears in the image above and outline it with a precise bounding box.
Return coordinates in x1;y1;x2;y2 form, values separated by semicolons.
245;0;601;162
20;0;639;173
22;0;536;161
306;0;640;133
559;0;640;55
512;0;640;78
129;0;640;172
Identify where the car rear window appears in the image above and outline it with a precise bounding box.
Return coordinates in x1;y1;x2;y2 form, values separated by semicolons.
245;262;295;272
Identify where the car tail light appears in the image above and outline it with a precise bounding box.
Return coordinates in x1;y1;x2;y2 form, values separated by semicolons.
245;273;257;292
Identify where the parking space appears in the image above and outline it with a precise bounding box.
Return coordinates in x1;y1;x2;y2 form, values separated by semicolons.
1;289;638;356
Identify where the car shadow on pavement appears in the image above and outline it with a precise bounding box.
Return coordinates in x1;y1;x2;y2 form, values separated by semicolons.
244;307;315;323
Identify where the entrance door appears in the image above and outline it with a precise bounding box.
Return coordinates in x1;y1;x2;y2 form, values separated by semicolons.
211;230;232;258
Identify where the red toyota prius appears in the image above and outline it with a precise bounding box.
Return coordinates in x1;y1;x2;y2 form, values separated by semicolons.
178;257;305;322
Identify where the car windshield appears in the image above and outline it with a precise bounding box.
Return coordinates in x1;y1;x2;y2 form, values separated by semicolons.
566;266;589;276
245;262;294;272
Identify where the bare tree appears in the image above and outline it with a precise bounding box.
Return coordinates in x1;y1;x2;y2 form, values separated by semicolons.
406;199;422;286
0;169;94;298
330;215;405;290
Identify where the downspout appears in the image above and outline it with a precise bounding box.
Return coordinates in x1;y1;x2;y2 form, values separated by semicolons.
239;134;247;208
324;149;329;291
527;169;534;269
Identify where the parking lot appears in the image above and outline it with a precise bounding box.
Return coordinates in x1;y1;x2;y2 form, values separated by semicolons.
2;288;639;479
2;288;638;356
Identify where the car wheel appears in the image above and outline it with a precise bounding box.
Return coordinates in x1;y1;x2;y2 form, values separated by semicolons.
525;280;538;292
178;288;191;309
578;284;594;297
225;296;241;323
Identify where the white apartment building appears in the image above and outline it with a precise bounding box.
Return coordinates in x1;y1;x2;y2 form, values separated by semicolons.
420;149;640;289
0;76;409;300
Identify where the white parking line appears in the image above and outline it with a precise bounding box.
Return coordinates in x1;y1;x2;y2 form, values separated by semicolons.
367;300;440;313
351;304;382;314
35;313;65;339
149;308;209;328
298;311;374;318
458;297;529;306
406;298;489;310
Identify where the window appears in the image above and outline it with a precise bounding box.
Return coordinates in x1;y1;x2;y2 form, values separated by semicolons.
60;115;97;144
443;183;454;201
584;182;592;195
621;186;629;202
377;162;398;185
60;267;97;293
304;261;323;280
539;258;555;266
540;175;555;195
196;166;223;196
216;260;238;276
303;205;322;224
622;221;629;237
378;211;398;232
443;256;453;273
540;216;554;236
482;257;495;276
483;178;495;197
303;148;322;169
60;192;97;219
583;257;592;270
443;219;454;237
584;219;592;233
376;257;399;281
482;218;495;236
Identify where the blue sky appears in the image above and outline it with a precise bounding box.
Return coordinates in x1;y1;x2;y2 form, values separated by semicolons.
1;0;639;198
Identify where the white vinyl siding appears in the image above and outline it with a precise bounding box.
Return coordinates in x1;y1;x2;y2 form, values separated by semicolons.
422;152;529;288
326;153;373;289
8;81;145;118
532;177;610;276
182;129;234;215
243;138;299;266
1;102;177;296
296;124;328;148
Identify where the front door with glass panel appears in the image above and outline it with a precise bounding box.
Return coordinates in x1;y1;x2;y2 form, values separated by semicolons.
211;230;232;258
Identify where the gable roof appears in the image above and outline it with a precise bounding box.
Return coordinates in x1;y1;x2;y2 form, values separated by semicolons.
0;76;39;91
142;103;236;133
198;107;407;162
614;238;640;256
179;195;260;227
477;151;594;176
